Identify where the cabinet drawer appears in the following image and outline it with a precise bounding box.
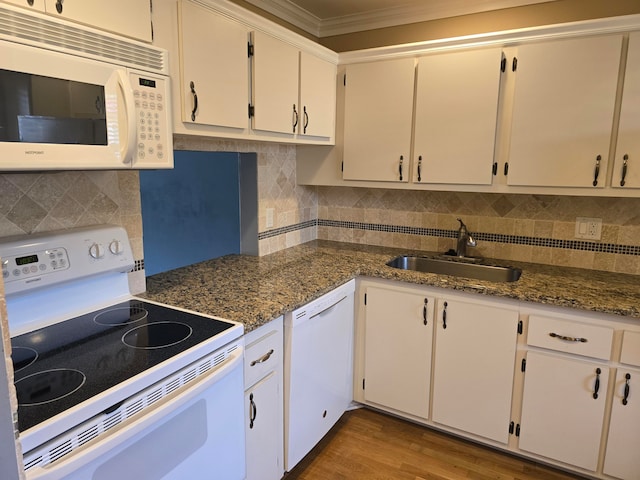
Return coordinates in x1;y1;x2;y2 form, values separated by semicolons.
527;315;613;360
621;330;640;367
244;317;283;388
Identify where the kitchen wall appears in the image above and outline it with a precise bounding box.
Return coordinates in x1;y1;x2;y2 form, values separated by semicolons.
317;188;640;274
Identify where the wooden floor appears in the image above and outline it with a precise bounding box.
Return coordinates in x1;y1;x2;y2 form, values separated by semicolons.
284;408;581;480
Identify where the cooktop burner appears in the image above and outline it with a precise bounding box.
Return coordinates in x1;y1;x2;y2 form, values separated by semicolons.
11;299;235;433
122;322;192;349
16;369;86;406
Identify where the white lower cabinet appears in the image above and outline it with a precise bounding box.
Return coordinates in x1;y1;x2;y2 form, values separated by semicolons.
431;297;519;443
363;284;434;419
518;350;609;472
243;317;284;480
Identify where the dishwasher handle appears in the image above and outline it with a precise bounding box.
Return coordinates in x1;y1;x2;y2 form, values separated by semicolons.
309;295;347;320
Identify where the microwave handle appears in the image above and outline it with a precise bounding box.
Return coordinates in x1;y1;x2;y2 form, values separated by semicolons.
115;70;137;165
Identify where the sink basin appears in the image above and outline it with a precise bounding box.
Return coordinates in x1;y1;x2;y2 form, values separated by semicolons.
386;255;522;283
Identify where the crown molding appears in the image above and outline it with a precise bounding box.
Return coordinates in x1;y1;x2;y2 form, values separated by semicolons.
244;0;559;38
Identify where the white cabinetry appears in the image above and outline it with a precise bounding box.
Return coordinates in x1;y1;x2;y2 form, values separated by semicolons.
518;314;614;472
519;351;609;472
603;330;640;479
299;51;337;139
1;0;151;42
343;58;415;182
612;31;640;190
506;34;623;188
431;297;519;443
243;317;284;480
413;47;503;185
363;284;434;419
178;0;249;130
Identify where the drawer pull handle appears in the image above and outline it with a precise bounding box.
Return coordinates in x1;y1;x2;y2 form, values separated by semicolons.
250;349;274;366
249;393;257;428
549;332;588;343
189;81;198;121
593;368;601;400
623;373;631;406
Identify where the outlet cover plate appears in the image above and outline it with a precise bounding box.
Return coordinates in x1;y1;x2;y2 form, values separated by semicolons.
575;217;602;240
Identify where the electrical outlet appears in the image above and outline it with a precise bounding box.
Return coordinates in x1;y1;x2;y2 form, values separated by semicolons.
266;208;274;229
575;217;602;240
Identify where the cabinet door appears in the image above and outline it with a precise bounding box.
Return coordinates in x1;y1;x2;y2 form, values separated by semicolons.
299;51;336;139
519;351;609;471
603;368;640;480
431;298;518;443
507;35;622;188
343;58;415;182
612;32;640;189
245;372;283;480
43;0;152;42
413;48;502;185
364;286;434;419
178;1;249;129
252;31;299;135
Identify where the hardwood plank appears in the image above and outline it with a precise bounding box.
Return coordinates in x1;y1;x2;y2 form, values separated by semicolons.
284;408;582;480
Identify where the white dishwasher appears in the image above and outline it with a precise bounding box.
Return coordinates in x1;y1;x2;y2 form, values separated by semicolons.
284;279;355;471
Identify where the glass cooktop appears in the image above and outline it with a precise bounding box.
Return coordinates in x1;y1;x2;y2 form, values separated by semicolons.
11;299;235;433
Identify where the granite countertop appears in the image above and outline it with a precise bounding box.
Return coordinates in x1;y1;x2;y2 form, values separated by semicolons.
143;240;640;333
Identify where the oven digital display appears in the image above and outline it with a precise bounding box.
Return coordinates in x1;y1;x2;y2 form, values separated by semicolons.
139;77;156;88
16;254;39;266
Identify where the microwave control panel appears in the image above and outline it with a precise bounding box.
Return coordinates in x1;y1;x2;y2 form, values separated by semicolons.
131;72;171;166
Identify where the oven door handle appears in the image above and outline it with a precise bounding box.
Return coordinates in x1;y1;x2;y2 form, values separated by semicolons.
26;346;243;480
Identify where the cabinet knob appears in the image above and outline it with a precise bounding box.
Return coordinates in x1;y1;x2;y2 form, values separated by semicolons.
56;0;63;14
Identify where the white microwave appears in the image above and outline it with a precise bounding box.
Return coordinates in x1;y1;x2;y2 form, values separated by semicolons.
0;6;173;170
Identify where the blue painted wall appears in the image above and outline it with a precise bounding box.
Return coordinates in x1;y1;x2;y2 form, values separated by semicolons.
139;151;241;276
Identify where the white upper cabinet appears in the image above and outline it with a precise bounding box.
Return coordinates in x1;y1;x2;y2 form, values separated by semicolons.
2;0;152;41
506;34;623;188
178;0;249;129
413;48;503;185
299;51;337;139
251;31;300;135
612;31;640;189
343;58;415;182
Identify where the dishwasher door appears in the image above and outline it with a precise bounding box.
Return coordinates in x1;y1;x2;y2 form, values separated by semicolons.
284;280;355;471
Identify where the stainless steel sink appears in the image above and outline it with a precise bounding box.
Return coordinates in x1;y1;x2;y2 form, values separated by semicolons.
386;255;522;282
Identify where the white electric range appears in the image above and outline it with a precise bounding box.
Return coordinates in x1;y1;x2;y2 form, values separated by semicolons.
1;225;246;479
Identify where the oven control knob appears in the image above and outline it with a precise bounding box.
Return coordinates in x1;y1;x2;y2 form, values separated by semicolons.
109;240;123;255
89;243;105;259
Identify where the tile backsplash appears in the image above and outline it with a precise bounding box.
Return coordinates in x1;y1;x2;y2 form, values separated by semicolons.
316;188;640;274
0;146;638;277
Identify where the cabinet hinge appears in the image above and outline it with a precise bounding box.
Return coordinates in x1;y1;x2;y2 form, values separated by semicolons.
515;424;521;437
248;42;254;57
517;320;523;335
362;378;365;390
492;162;498;176
248;104;255;118
364;293;367;305
521;358;526;372
512;57;518;72
504;162;509;176
509;421;514;434
500;57;506;72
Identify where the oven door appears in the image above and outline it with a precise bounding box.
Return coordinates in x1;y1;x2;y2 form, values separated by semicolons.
25;347;245;480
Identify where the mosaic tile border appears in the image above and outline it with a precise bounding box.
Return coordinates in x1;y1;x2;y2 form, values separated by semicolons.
260;219;640;256
132;259;145;272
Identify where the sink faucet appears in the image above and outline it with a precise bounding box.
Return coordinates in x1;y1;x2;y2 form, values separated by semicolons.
456;218;477;257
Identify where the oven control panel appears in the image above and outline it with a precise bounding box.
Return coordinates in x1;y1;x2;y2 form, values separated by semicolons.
0;225;135;296
2;247;70;282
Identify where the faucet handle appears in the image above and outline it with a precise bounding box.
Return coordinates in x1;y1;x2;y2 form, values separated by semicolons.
457;218;467;230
